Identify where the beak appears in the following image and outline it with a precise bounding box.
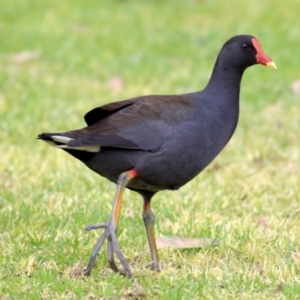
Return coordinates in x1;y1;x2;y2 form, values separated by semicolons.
252;38;277;70
266;61;277;70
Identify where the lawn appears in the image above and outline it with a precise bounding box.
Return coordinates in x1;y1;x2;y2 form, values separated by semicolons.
0;0;299;299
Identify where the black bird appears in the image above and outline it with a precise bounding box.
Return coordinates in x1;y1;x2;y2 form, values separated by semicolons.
38;35;276;278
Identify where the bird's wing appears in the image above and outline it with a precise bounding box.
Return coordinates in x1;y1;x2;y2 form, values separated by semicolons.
83;99;135;126
65;94;196;152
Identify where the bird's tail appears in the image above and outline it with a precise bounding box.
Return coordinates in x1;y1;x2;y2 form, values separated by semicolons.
37;132;100;152
37;132;72;147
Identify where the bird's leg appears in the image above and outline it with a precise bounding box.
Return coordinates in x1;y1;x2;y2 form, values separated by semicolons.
143;198;160;272
84;169;138;278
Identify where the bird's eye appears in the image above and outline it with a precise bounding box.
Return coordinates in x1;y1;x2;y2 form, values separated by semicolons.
242;44;248;49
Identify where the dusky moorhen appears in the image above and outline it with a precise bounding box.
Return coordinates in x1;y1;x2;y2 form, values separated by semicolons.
38;35;276;279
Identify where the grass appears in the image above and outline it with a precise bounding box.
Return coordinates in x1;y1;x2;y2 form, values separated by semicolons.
0;0;299;299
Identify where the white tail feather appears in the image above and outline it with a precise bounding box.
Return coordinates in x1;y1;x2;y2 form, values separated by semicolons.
57;145;101;152
42;135;101;153
52;135;74;144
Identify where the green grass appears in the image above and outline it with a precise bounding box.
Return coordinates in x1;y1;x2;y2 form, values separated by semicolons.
0;0;299;299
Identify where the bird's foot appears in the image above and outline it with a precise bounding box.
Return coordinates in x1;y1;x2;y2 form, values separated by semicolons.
84;220;133;279
151;261;161;272
145;261;161;272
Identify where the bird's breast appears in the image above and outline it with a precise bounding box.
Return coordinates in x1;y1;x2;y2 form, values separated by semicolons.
133;105;239;190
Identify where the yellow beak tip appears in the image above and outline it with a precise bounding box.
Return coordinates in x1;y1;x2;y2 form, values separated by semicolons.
266;61;277;70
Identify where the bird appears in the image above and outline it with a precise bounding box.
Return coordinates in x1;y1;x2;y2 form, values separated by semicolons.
37;35;276;279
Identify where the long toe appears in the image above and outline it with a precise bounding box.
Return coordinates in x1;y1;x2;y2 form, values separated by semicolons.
107;235;120;273
84;230;107;276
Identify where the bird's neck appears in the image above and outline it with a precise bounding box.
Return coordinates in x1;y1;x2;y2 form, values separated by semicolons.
203;56;245;103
